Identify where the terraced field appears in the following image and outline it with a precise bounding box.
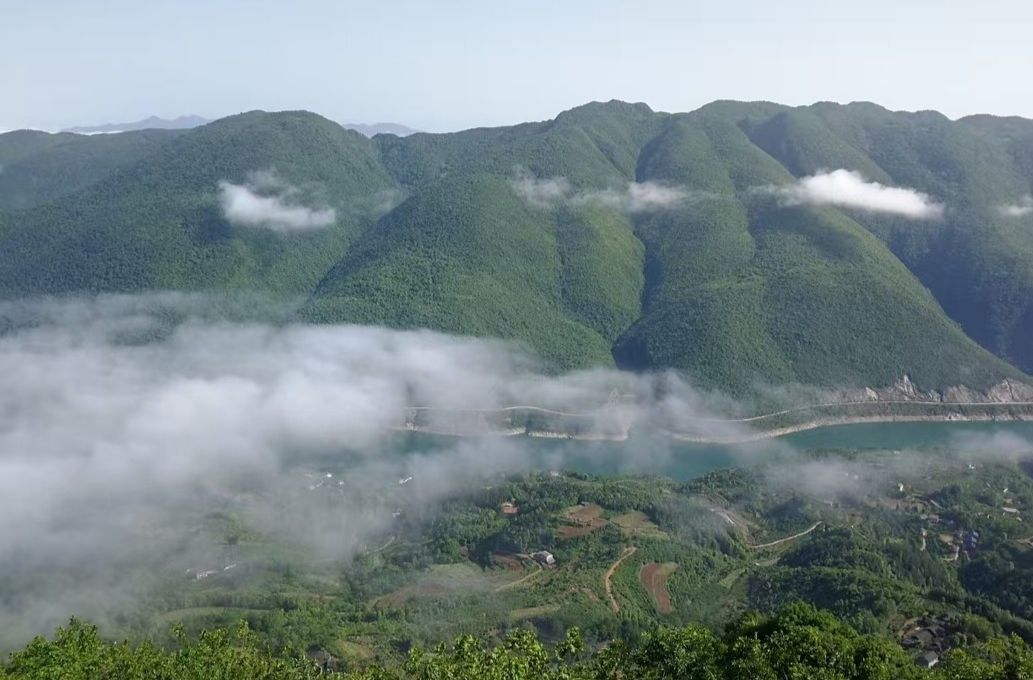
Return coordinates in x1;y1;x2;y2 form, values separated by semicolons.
558;503;609;538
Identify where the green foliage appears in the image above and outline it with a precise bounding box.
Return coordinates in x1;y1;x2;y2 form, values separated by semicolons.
2;619;320;680
303;174;618;370
11;605;1033;680
0;129;183;213
0;111;395;298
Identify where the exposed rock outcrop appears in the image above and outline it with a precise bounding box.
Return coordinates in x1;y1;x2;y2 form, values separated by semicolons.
840;376;1033;406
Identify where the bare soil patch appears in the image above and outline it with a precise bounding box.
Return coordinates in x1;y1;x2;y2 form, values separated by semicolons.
558;503;609;538
639;562;677;614
566;503;604;523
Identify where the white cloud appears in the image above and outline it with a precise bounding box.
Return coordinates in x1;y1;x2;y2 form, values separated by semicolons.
573;181;691;213
508;170;572;207
509;168;699;214
1000;195;1033;217
765;169;944;219
218;169;336;232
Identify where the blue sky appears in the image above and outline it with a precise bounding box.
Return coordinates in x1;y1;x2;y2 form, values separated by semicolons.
3;0;1031;132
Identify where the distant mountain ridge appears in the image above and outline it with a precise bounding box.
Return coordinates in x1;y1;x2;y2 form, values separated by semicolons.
3;100;1033;394
61;115;418;137
342;122;420;137
62;115;210;134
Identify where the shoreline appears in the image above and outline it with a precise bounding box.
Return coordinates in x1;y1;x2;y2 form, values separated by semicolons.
394;410;1033;445
667;412;1033;444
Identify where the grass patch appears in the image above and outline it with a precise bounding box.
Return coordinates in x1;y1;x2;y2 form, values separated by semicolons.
612;511;667;538
718;568;745;590
161;607;262;622
509;604;562;621
336;640;375;660
375;563;508;609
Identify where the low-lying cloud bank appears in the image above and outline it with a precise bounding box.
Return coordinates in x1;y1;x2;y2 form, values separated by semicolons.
509;168;708;214
0;293;753;640
764;169;944;219
1000;195;1033;217
3;294;1031;645
218;169;336;231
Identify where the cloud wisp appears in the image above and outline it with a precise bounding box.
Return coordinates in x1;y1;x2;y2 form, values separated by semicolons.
762;169;944;219
572;181;692;213
1000;195;1033;217
509;168;706;214
218;169;336;232
509;172;572;208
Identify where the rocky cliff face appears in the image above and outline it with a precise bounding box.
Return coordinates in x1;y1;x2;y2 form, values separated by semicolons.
835;377;1033;405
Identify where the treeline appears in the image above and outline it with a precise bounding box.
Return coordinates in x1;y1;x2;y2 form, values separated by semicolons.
7;603;1033;679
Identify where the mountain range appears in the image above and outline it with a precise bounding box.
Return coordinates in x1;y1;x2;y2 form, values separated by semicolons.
60;115;419;137
2;100;1032;394
61;115;211;134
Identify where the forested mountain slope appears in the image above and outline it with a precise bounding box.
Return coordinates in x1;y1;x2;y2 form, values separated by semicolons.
0;128;183;212
0;112;396;296
1;101;1032;391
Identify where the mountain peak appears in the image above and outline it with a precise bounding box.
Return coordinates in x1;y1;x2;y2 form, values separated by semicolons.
557;99;655;119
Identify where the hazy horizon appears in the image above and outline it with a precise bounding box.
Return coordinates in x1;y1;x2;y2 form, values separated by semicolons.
3;0;1032;133
5;95;1032;137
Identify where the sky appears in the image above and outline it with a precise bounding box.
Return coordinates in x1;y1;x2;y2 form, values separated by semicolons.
2;0;1033;132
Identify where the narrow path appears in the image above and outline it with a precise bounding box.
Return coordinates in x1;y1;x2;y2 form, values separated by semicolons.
604;546;638;614
748;522;821;550
407;404;595;417
495;558;543;591
687;399;1033;424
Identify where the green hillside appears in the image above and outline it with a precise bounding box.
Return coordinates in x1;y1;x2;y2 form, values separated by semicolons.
0;128;183;212
305;174;636;370
2;100;1032;391
0;111;396;297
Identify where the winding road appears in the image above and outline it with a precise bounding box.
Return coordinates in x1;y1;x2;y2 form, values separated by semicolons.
405;399;1033;425
748;522;822;550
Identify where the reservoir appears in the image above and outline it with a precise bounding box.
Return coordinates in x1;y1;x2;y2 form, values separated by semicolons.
384;421;1033;482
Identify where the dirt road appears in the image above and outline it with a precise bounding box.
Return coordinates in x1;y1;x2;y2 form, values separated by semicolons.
748;522;822;550
604;546;638;614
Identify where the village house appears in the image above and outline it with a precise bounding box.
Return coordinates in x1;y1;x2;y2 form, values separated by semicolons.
916;651;939;669
903;629;934;649
532;550;556;567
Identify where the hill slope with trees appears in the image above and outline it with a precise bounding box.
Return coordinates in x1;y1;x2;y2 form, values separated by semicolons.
2;101;1032;391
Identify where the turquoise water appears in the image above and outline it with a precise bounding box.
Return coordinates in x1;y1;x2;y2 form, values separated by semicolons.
779;421;1033;450
386;421;1033;481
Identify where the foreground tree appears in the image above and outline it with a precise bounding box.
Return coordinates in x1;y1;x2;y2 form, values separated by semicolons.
6;605;1033;680
2;619;320;680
